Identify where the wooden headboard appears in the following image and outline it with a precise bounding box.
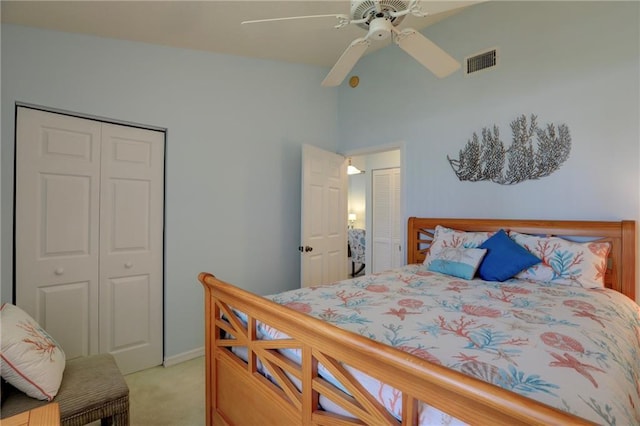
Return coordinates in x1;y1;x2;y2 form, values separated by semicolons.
407;217;636;301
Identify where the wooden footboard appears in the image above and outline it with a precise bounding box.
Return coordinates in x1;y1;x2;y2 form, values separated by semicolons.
199;273;594;426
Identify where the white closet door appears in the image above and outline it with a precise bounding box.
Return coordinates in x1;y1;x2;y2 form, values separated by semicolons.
99;123;164;374
372;168;401;273
15;108;164;374
15;107;101;359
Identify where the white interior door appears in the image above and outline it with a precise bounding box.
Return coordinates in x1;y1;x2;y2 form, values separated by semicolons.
372;167;402;273
15;107;101;359
301;145;347;287
15;107;164;374
99;123;164;374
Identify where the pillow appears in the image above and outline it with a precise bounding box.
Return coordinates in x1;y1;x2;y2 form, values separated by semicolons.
424;225;494;267
510;231;611;288
427;247;487;280
477;229;541;281
0;303;66;401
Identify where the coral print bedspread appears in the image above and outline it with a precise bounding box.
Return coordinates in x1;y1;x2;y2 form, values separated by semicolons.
263;265;640;425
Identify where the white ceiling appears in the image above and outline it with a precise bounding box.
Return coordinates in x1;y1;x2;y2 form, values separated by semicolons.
1;1;480;68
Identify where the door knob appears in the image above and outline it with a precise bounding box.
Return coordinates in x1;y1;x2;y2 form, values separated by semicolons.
54;267;64;275
304;246;313;252
125;262;133;269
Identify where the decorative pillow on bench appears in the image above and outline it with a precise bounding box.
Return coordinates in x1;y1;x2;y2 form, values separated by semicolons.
0;303;66;401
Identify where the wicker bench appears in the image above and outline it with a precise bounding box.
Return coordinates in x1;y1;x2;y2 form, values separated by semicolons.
1;354;129;426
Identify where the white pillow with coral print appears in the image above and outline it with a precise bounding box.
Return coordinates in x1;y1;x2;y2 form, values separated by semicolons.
0;303;66;400
424;225;494;267
510;231;611;289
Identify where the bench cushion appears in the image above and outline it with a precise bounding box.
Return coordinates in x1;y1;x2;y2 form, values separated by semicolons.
1;354;129;425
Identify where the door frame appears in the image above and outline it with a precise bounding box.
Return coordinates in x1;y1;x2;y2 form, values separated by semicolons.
343;141;406;274
12;102;168;362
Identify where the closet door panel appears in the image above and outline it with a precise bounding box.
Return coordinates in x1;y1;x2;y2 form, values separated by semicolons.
41;174;92;256
99;123;164;374
15;107;100;359
110;179;150;252
38;282;91;360
372;170;392;273
106;274;151;349
372;168;402;273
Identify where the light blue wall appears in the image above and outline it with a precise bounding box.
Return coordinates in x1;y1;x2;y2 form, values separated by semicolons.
1;25;338;359
338;1;639;222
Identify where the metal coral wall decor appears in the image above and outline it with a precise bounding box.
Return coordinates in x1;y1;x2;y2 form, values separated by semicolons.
447;114;571;184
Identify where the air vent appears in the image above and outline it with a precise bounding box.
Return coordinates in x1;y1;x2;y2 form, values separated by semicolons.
465;48;498;75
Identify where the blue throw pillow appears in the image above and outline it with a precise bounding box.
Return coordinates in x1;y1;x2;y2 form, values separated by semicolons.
427;247;487;280
477;229;541;282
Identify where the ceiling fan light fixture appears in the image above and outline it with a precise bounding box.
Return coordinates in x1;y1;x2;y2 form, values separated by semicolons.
367;17;393;40
347;158;364;175
351;0;409;30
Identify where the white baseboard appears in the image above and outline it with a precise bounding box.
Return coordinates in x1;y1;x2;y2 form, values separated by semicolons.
163;346;204;367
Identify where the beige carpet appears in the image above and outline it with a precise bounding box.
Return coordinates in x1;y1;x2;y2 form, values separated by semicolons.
124;356;205;426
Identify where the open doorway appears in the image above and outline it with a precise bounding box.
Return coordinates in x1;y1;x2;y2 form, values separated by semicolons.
347;147;403;276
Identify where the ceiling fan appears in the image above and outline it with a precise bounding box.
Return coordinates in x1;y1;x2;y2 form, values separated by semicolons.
242;0;461;87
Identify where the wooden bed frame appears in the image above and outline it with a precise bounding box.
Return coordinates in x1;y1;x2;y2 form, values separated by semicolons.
199;218;636;426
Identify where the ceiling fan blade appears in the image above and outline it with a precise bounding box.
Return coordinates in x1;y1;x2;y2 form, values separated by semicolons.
242;14;348;25
321;37;370;87
394;28;460;78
